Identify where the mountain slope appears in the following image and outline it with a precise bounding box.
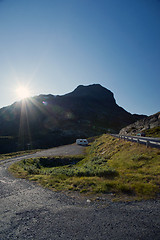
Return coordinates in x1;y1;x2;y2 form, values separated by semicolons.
0;84;145;153
119;112;160;136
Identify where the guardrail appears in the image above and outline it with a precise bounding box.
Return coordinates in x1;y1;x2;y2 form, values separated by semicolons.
112;134;160;149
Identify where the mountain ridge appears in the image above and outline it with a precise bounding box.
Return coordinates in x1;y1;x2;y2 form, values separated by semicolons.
0;84;146;153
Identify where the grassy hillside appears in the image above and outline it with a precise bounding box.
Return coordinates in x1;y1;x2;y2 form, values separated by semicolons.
9;134;160;201
144;126;160;138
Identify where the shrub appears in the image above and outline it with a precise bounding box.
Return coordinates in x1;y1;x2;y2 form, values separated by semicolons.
24;165;40;175
97;168;118;178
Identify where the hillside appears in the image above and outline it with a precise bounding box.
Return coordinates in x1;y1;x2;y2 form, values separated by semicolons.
9;134;160;200
0;84;145;153
119;112;160;137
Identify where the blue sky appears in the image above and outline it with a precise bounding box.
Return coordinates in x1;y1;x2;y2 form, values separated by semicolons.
0;0;160;115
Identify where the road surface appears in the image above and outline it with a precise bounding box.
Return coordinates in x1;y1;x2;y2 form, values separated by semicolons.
0;144;160;239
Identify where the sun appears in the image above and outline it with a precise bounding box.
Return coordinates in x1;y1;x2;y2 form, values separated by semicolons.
16;86;31;100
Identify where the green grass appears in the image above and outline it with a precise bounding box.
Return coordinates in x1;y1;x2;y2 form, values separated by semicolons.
144;126;160;138
0;149;40;161
9;134;160;200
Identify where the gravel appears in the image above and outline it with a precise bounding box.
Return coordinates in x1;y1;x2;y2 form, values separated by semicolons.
0;144;160;239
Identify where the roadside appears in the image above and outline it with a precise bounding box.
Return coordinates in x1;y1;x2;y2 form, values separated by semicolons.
1;156;160;239
1;141;160;239
0;143;86;164
9;134;160;201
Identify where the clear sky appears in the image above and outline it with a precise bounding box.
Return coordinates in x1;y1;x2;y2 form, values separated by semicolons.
0;0;160;116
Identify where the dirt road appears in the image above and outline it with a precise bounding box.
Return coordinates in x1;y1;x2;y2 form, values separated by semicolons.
0;144;160;239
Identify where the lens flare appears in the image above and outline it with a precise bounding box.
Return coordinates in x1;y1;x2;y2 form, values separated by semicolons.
16;86;31;100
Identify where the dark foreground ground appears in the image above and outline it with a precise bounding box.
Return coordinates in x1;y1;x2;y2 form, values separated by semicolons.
0;144;160;240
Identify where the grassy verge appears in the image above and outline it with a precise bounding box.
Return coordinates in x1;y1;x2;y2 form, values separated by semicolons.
9;134;160;200
0;149;40;161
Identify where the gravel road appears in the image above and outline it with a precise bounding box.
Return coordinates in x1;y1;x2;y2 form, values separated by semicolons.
0;144;160;240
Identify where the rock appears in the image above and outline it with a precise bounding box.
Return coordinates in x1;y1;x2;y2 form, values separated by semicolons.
119;112;160;135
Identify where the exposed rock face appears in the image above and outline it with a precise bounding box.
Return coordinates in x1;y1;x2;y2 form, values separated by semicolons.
0;84;146;152
119;112;160;135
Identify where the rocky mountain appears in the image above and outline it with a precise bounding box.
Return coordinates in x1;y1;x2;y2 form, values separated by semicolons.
119;112;160;136
0;84;145;153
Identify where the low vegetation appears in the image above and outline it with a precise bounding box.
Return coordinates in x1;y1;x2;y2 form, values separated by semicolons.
0;149;39;161
9;134;160;200
144;126;160;138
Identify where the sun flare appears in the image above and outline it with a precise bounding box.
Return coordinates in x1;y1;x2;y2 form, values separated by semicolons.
16;86;31;100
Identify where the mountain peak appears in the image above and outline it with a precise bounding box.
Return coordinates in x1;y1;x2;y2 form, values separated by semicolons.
0;83;146;153
65;84;115;103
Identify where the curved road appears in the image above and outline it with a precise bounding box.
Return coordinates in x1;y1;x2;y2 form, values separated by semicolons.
0;144;160;240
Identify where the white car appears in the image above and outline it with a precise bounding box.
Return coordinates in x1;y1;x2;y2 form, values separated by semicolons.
76;139;88;146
